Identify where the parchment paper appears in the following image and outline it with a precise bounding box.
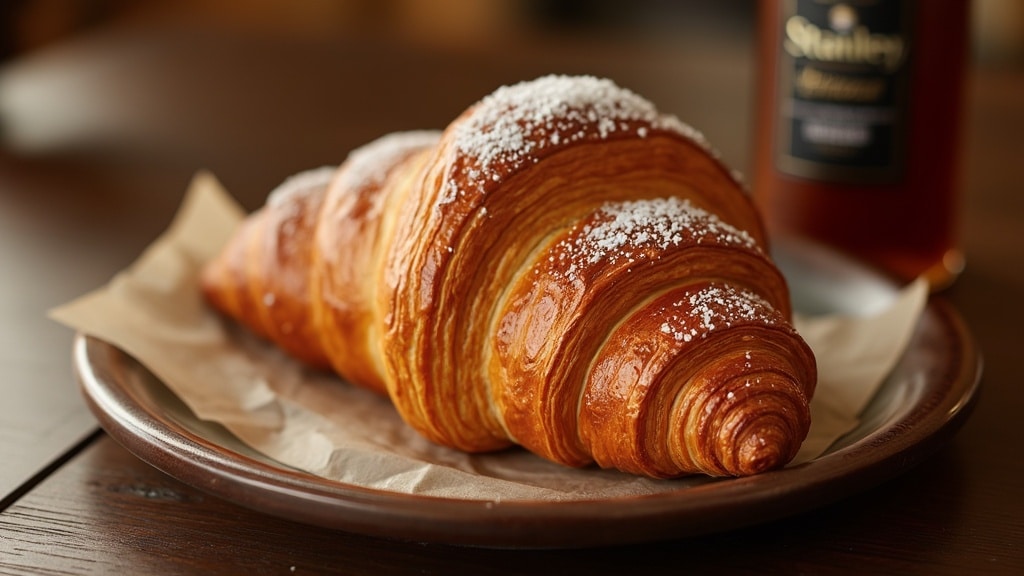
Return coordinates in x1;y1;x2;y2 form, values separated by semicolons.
50;172;928;501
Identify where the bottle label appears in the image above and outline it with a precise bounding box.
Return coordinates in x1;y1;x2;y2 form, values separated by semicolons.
775;0;912;183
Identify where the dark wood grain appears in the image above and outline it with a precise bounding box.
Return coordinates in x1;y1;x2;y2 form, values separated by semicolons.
1;6;1022;574
1;433;1018;575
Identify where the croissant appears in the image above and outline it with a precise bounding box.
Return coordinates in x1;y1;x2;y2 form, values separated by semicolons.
201;75;817;478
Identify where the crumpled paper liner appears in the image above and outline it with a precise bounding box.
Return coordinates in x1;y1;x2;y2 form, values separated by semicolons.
51;172;928;501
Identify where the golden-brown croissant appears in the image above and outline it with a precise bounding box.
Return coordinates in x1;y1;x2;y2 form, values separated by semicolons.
201;75;816;478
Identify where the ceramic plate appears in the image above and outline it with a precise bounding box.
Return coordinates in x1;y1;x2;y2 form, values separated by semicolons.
74;239;982;548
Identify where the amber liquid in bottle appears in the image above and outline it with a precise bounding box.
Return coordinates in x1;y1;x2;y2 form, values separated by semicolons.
754;0;969;289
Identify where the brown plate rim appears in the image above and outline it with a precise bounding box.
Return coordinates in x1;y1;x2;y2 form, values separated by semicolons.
73;264;982;549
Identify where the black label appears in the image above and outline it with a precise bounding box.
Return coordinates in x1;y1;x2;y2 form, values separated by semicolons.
775;0;912;182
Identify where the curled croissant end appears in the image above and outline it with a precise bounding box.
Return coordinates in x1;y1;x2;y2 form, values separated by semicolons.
201;74;817;478
493;195;815;477
579;283;815;478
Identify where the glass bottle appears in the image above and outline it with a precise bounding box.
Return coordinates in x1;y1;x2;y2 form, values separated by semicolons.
753;0;970;289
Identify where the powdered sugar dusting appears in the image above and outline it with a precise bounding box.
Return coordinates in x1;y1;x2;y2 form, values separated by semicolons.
446;75;709;201
267;166;337;208
657;284;780;344
264;166;336;254
339;130;441;192
547;197;758;283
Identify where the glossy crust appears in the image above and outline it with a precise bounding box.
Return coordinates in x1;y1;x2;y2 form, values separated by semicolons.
200;75;817;477
310;132;441;393
200;167;333;369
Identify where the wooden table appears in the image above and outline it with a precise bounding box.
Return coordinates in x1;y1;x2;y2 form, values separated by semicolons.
2;14;1022;575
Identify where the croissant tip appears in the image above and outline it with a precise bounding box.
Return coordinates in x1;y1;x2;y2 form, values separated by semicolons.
732;427;795;476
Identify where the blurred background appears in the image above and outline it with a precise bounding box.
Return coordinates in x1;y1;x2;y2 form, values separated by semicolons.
0;0;1018;268
1;1;1020;183
2;0;1019;277
0;0;1019;175
2;0;1022;65
3;1;1022;68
